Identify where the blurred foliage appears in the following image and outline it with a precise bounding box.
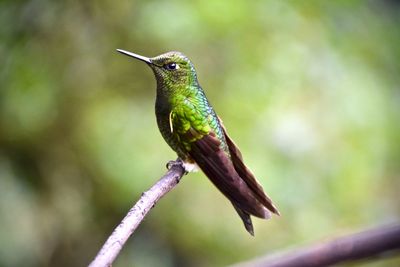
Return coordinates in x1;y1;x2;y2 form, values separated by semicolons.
1;0;400;266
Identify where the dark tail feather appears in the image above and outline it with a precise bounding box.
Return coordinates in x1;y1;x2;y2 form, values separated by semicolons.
233;204;254;236
219;117;280;215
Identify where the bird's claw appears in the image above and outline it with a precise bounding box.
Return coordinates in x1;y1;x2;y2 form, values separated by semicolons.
166;158;183;170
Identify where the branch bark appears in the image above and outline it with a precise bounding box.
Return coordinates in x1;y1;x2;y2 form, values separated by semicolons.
88;160;400;267
231;224;400;267
88;161;185;267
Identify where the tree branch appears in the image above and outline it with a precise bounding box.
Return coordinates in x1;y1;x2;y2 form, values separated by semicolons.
88;160;185;267
88;159;400;267
231;224;400;267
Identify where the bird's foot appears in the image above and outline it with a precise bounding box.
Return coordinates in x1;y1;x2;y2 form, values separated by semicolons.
166;158;198;175
166;158;186;172
166;159;180;170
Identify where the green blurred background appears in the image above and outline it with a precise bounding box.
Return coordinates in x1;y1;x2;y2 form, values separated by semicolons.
1;0;399;266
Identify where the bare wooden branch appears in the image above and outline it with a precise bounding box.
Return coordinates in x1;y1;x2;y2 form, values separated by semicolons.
88;161;185;267
88;159;400;267
231;224;400;267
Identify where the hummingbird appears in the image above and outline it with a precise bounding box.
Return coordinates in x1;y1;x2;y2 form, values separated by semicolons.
117;49;279;235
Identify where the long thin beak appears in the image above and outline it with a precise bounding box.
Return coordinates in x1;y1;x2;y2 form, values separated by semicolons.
116;49;152;64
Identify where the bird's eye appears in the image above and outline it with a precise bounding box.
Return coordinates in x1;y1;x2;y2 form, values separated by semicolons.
164;62;179;70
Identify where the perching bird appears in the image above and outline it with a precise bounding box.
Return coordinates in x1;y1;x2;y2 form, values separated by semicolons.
117;49;279;235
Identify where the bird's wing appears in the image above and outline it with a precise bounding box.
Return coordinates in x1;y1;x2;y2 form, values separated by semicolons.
218;117;280;215
170;100;271;219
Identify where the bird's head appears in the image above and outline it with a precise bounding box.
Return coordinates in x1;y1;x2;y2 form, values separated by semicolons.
117;49;198;88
